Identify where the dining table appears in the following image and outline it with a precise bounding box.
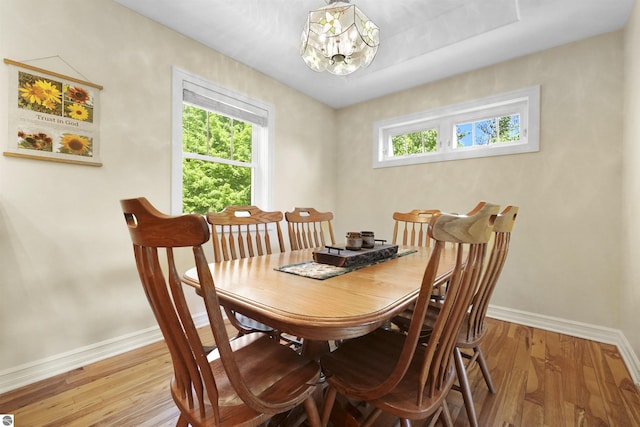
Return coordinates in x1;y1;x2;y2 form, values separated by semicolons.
182;245;458;359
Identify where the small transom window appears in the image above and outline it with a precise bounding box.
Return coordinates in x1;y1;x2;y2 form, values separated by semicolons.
373;86;540;168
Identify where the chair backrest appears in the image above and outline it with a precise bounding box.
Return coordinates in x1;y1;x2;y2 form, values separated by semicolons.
120;198;318;425
206;205;285;262
368;202;499;404
463;205;518;342
392;209;441;247
285;207;335;250
121;197;230;423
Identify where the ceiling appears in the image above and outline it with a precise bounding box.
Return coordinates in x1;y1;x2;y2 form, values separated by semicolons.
115;0;634;109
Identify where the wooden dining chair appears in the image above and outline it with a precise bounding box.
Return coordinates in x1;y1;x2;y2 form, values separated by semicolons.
392;209;448;300
390;205;518;426
320;202;500;427
206;205;287;338
425;205;519;427
392;209;441;247
120;197;322;427
285;207;336;250
206;205;286;262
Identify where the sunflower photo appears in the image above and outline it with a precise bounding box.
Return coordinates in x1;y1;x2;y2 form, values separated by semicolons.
63;84;94;122
58;133;93;157
17;71;63;116
17;129;54;152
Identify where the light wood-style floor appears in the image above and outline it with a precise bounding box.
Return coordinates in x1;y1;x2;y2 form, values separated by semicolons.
1;318;639;426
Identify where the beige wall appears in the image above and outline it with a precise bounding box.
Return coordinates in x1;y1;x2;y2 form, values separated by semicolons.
0;0;336;371
623;2;640;358
334;33;624;329
0;0;637;385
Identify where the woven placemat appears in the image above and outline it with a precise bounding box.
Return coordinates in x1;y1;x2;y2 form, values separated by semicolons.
275;248;417;280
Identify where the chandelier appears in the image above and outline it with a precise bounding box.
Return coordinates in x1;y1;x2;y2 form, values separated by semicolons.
300;0;380;76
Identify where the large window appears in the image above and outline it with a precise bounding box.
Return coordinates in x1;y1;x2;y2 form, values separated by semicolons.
172;68;273;214
373;86;540;168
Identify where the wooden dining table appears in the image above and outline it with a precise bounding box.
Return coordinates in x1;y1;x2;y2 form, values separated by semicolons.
182;245;457;357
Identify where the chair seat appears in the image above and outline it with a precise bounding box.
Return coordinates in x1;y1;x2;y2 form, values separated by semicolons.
391;303;489;347
322;329;404;392
453;315;487;348
172;378;266;427
321;328;455;420
173;333;320;426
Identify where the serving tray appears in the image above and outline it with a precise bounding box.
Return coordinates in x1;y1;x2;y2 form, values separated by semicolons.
312;244;399;267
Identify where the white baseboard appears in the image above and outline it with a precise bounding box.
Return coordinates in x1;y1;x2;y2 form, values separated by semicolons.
0;312;210;395
487;305;640;386
1;309;639;395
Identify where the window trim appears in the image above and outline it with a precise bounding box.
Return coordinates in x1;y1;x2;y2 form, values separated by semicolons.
171;67;275;215
373;85;540;168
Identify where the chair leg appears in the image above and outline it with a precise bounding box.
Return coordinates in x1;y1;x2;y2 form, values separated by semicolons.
304;396;322;427
440;400;454;427
454;347;478;427
425;406;444;427
362;407;384;427
321;387;337;427
474;346;496;394
176;414;189;427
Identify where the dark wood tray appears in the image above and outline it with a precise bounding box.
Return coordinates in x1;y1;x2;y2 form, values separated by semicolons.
313;244;399;267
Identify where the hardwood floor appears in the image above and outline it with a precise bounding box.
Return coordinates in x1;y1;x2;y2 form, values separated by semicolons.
1;318;639;426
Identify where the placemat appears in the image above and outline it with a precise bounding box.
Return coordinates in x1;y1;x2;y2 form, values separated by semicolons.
275;248;418;280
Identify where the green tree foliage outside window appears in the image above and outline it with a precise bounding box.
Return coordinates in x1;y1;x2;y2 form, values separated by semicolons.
182;105;252;214
391;128;438;156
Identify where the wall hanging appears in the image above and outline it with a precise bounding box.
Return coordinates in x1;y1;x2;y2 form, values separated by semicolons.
3;58;103;167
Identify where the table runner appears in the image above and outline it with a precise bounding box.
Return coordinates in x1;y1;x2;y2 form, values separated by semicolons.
275;248;418;280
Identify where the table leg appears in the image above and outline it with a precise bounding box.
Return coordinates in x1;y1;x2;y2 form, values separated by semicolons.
302;339;331;360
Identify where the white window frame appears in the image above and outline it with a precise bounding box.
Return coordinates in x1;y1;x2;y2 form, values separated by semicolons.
373;85;540;168
171;67;274;215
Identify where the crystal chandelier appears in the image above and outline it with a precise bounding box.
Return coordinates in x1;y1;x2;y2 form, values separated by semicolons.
300;0;380;76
